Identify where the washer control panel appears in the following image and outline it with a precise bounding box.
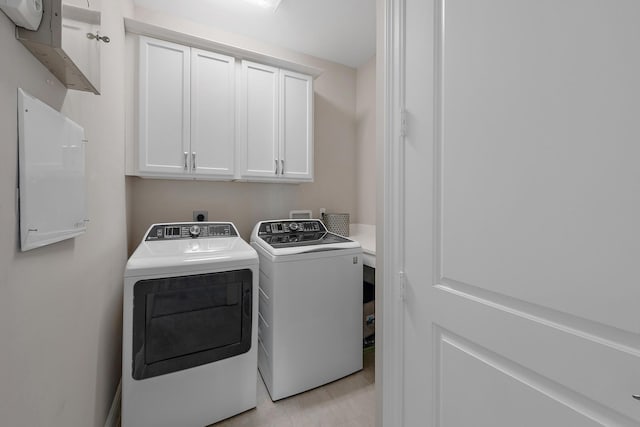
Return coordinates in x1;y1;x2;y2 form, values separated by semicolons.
257;220;325;235
145;222;238;241
256;219;353;248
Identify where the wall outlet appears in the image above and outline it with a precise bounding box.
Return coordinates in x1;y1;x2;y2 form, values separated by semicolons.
193;210;208;222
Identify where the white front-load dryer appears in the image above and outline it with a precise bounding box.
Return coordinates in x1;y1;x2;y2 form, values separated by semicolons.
122;222;258;427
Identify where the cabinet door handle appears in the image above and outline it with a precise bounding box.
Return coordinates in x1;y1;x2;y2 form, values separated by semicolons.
281;159;284;175
192;152;196;170
184;152;188;170
274;159;279;175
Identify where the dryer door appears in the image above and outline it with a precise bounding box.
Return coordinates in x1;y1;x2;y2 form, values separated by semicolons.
131;269;252;380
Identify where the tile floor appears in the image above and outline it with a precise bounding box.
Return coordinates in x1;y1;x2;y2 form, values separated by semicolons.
210;350;375;427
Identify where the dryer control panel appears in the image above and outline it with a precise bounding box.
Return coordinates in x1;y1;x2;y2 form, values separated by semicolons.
145;222;238;240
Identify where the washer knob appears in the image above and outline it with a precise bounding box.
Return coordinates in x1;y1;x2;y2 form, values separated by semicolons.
289;222;299;231
189;224;201;237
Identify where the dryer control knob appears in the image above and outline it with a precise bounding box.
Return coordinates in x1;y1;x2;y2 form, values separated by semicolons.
289;222;299;231
189;224;201;237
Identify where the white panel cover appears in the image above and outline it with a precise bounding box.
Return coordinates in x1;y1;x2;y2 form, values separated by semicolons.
18;88;86;251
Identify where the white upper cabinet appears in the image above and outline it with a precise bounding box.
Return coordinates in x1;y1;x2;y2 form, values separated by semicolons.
135;35;313;182
138;37;235;179
239;61;280;179
191;49;236;178
239;61;314;182
139;36;191;175
279;70;313;180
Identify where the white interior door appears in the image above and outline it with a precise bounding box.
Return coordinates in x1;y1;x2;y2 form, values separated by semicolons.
393;0;640;426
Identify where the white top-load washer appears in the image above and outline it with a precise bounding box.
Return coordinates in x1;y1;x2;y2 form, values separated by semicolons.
250;219;363;400
123;222;258;427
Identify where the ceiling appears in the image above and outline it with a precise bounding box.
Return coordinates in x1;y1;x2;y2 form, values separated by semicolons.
132;0;377;68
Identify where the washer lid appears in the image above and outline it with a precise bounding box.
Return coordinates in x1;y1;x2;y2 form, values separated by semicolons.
261;231;352;248
250;219;360;255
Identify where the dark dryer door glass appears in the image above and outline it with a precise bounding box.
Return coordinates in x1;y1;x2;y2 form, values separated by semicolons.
132;269;252;380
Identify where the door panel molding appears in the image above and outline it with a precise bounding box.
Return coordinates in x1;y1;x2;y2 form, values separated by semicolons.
435;326;638;427
433;0;445;285
437;279;640;357
433;285;640;422
436;0;640;335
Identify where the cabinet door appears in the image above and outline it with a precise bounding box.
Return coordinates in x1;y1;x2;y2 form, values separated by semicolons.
279;70;313;181
191;49;235;178
239;61;279;179
138;36;190;174
60;4;101;93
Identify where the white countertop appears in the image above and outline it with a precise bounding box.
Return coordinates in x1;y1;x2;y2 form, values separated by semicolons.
349;223;376;268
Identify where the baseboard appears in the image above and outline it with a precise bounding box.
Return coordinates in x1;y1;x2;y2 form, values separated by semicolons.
104;379;122;427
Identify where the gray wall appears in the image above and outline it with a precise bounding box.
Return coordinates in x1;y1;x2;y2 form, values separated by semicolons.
0;2;376;425
356;56;377;225
0;1;128;426
125;6;360;246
